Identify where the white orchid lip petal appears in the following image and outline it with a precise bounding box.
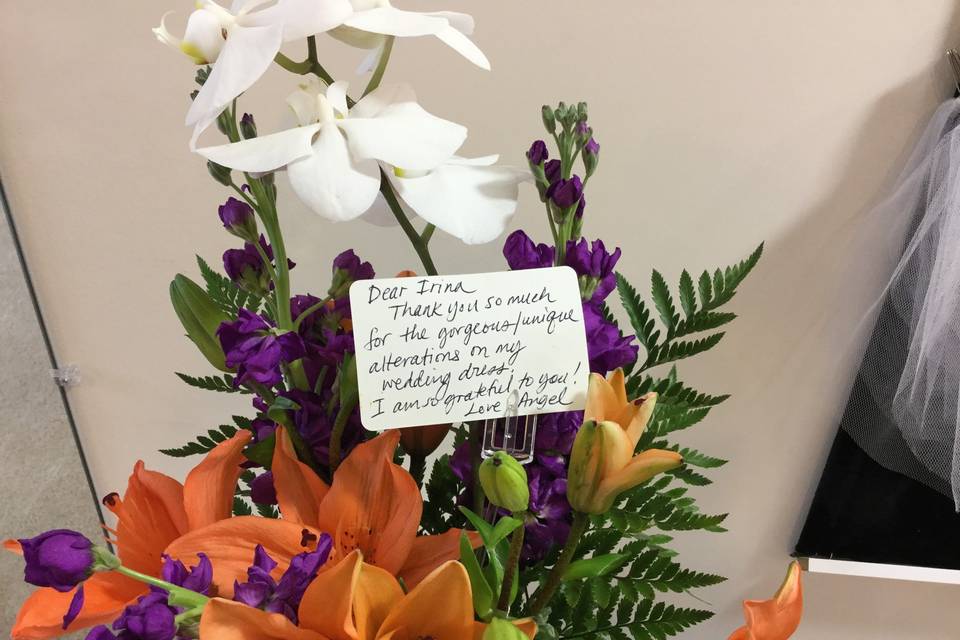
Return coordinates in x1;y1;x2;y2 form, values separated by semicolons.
181;9;227;64
185;23;283;143
287;125;382;221
388;160;522;245
196;123;322;172
325;81;350;118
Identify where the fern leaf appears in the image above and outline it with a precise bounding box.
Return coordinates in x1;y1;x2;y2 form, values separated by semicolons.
651;270;678;333
616;273;658;349
175;372;248;394
159;424;240;458
672;311;737;339
678;270;696;318
701;243;763;311
644;333;725;369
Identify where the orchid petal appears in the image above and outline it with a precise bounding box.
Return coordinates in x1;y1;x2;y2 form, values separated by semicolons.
360;194;400;228
347;83;416;119
387;159;522;244
197;124;321;172
339;90;466;170
343;7;488;69
422;11;475;35
186;24;283;144
326;81;350;118
287;79;325;126
242;0;352;41
182;9;227;64
356;41;387;73
286;124;381;221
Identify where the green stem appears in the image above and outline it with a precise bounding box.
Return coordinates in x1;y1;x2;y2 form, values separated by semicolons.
293;296;333;332
362;36;395;98
251;236;280;289
251;187;292;329
529;511;590;615
409;453;427;487
421;223;436;244
380;173;439;275
545;202;560;249
328;402;354;472
230;182;257;208
497;519;526;612
115;566;208;610
274;51;312;75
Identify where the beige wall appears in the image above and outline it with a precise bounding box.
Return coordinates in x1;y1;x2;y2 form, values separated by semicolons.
3;1;960;637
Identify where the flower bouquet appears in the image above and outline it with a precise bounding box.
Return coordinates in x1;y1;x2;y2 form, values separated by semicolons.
6;2;803;639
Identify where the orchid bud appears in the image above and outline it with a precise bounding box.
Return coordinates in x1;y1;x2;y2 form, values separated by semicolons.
541;105;556;134
207;160;232;187
479;452;530;513
218;197;258;243
240;113;257;140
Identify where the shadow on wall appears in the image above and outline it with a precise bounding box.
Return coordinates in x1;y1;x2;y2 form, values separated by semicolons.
706;6;960;639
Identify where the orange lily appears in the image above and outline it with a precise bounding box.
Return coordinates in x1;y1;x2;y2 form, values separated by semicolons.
166;429;476;590
728;561;804;640
566;369;683;514
199;550;536;640
7;431;250;640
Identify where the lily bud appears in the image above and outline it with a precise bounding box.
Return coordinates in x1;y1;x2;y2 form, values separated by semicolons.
541;105;557;134
566;372;683;514
483;618;529;640
479;452;530;513
218;197;258;243
169;274;231;372
207;160;232;187
400;424;451;457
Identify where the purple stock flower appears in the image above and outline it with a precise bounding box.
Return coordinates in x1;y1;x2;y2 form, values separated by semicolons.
584;137;600;156
503;230;555;271
161;553;213;595
19;530;94;592
523;467;573;563
565;238;622;307
535;411;582;475
583;305;638;375
233;538;333;623
250;471;277;505
218;310;305;388
113;591;178;640
223;236;295;293
218;197;257;241
548;176;584;210
282;389;364;470
527;140;549;166
329;249;375;299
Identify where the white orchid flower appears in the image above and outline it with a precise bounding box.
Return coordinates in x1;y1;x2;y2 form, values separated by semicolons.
154;0;353;146
383;157;528;245
195;80;467;222
330;0;490;71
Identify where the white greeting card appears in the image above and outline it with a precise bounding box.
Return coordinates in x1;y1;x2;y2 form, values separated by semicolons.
349;267;590;430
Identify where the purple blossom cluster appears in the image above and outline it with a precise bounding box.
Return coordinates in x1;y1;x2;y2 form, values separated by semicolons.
86;555;212;640
218;211;375;493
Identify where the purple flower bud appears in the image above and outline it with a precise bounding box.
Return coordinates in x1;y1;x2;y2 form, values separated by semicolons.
250;471;278;505
114;591;178;640
544;159;562;186
240;113;257;139
502;230;555;270
218;197;257;242
575;121;590;137
328;250;375;299
19;530;94;592
584;137;600;156
548;176;584;209
526;140;549;166
86;626;117;640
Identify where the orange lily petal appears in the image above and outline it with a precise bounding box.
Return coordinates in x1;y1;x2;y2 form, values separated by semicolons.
355;561;404;640
183;431;252;531
376;561;474;640
112;462;189;575
609;369;628;406
165;516;321;597
471;618;538;639
623;392;656;446
298;550;363;640
729;561;803;640
12;572;142;640
272;427;329;529
398;528;480;589
596;448;683;508
200;598;326;640
317;431;420;575
5;538;23;554
584;372;618;423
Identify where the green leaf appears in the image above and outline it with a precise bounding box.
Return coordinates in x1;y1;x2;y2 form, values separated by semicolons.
459;507;495;546
700;243;763;312
678;270;696;318
616;273;658;350
650;270;678;332
490;516;524;547
160;424;242;458
563;554;631;581
232;496;252;516
175;372;248;394
243;432;276;468
644;333;725;369
672;311;737;339
460;531;494;620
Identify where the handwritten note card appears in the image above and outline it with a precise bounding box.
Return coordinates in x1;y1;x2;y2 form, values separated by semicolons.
349;267;590;430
